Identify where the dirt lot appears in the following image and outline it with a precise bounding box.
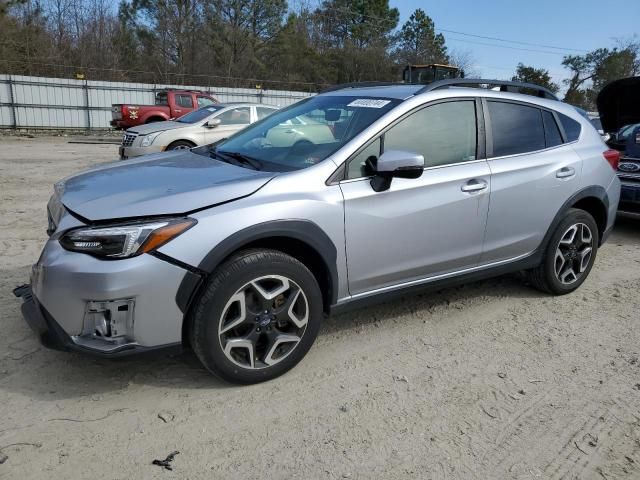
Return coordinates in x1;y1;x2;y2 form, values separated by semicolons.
1;135;639;480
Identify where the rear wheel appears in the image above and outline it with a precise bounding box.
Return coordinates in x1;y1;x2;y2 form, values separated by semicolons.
190;249;323;384
528;208;598;295
167;140;195;151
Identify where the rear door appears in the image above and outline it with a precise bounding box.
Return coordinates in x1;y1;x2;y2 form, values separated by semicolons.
480;99;583;264
340;99;491;296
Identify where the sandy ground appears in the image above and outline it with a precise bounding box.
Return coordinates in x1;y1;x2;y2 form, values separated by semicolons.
1;135;639;480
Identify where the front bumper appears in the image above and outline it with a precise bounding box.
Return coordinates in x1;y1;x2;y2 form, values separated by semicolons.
119;144;164;160
19;239;193;356
13;285;181;357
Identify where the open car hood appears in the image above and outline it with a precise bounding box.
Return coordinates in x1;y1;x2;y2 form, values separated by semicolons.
597;76;640;133
57;150;275;221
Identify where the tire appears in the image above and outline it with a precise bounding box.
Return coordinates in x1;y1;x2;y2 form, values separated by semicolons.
167;140;195;151
528;208;599;295
190;249;323;384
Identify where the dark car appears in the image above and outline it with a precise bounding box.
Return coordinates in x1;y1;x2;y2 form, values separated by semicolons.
597;77;640;215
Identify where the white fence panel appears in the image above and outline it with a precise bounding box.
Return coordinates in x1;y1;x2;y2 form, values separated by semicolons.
0;74;314;130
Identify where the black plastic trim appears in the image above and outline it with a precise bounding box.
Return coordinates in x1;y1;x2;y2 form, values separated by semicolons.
540;185;609;249
475;97;487;160
331;253;541;315
175;219;339;316
175;271;204;314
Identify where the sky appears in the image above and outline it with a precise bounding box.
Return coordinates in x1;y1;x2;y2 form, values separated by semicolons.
389;0;640;90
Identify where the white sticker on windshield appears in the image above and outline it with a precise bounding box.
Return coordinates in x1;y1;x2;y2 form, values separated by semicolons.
347;99;391;108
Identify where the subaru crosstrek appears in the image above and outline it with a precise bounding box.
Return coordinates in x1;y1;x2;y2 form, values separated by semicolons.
15;79;621;384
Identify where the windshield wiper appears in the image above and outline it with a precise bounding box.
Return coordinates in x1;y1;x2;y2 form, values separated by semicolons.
215;150;263;171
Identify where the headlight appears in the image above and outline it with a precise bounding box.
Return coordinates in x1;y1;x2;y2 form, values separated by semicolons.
59;218;196;259
140;131;162;147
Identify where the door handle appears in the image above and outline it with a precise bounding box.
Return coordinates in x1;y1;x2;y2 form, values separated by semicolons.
461;179;488;193
556;166;576;179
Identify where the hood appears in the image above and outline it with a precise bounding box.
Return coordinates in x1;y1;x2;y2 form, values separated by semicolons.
597;76;640;133
57;150;275;221
129;121;187;135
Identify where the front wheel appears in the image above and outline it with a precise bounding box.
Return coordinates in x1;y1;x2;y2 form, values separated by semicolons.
190;249;323;384
167;140;195;151
528;208;599;295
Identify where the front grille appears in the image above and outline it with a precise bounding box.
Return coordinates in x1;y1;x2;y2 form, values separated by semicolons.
122;133;137;147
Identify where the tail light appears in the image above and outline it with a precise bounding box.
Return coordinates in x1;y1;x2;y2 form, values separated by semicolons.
603;149;620;170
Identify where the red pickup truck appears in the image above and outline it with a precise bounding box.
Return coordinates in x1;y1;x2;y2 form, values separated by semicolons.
110;89;218;129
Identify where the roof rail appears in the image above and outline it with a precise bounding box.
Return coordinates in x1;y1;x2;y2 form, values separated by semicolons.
319;81;402;94
416;79;559;100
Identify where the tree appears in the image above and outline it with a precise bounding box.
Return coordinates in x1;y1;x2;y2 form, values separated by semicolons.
512;63;559;93
313;0;399;82
562;42;639;109
205;0;288;78
448;48;476;77
395;8;447;66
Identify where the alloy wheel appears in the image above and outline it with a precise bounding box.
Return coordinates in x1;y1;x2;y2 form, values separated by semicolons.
554;223;594;285
218;275;309;369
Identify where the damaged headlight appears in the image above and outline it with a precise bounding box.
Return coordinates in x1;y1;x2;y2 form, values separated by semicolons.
59;218;196;259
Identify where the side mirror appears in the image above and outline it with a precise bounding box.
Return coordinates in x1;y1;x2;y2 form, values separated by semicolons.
204;118;221;129
369;150;424;192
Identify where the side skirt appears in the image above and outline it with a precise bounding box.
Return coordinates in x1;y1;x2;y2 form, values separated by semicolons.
329;252;542;316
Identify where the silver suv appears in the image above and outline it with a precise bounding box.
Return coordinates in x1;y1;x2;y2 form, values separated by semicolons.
16;80;621;384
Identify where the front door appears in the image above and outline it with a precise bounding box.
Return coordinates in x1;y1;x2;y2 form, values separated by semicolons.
202;106;251;144
340;99;491;296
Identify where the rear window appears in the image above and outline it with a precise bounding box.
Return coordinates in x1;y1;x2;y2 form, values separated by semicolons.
542;110;563;148
488;101;545;157
559;113;582;142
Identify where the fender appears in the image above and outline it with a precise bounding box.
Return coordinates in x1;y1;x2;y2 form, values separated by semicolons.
174;220;339;314
538;185;609;253
141;112;169;124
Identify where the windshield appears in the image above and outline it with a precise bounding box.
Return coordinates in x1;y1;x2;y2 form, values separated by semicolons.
177;105;226;123
590;117;602;131
214;95;399;171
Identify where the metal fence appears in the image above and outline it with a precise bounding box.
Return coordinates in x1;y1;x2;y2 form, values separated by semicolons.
0;74;315;130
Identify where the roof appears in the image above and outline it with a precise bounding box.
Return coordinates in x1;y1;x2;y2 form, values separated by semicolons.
319;84;424;100
319;79;559;102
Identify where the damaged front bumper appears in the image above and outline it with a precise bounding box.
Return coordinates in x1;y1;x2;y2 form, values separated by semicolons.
13;284;181;357
13;285;182;357
13;236;194;358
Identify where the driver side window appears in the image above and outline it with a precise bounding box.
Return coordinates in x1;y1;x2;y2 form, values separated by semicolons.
346;100;478;179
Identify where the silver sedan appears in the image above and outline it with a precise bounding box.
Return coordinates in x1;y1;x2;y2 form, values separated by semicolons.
119;103;278;159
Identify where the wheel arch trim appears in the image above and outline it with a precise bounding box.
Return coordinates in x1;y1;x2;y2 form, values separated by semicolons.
541;185;609;252
175;220;339;315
